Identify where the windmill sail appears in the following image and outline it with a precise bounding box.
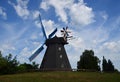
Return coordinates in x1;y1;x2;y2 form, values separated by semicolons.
39;14;47;40
48;28;57;38
29;45;44;61
29;14;58;62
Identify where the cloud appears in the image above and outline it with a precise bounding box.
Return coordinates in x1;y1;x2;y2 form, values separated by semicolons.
40;1;50;11
100;41;120;53
32;10;40;20
100;11;108;20
40;0;73;23
3;22;29;41
112;16;120;30
0;43;16;53
40;0;95;26
8;0;30;19
0;42;16;57
17;47;31;63
69;30;85;51
69;1;94;27
30;34;38;40
0;6;7;20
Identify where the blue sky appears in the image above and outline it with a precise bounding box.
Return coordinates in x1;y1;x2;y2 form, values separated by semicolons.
0;0;120;71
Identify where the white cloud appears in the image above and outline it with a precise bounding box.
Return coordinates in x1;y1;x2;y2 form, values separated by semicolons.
100;41;120;53
30;34;38;40
32;10;40;20
8;0;30;19
69;30;85;51
18;47;31;63
0;43;16;55
32;42;40;46
40;0;94;26
112;16;120;31
40;0;73;23
0;6;7;20
70;38;85;51
34;20;41;27
40;1;50;11
100;11;108;20
69;1;94;27
1;21;29;42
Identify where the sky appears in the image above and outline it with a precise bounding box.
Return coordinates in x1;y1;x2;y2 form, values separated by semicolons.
0;0;120;71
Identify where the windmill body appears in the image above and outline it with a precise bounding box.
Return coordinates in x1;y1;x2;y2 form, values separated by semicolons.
40;36;71;71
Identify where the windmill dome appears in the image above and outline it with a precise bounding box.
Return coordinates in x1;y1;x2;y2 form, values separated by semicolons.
45;36;68;46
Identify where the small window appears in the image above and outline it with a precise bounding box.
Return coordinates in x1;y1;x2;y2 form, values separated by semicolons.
60;54;62;58
58;47;61;51
61;64;64;68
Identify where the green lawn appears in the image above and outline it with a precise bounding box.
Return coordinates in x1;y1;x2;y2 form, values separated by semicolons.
0;72;120;82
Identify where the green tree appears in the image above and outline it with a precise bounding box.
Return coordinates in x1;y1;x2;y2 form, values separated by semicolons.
17;62;39;72
0;51;8;74
102;56;115;72
5;54;19;74
102;56;108;72
0;52;19;74
32;62;39;69
0;51;39;74
77;50;100;71
107;59;114;72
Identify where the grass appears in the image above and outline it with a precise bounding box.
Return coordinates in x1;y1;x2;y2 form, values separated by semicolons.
0;72;120;82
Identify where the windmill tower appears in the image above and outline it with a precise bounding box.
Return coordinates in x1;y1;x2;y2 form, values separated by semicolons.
29;15;72;71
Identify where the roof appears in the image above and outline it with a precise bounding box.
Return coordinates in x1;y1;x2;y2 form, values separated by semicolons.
45;36;68;46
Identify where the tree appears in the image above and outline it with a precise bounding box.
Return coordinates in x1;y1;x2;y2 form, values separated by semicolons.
102;56;108;72
5;54;19;74
77;50;100;71
0;51;8;74
18;63;33;72
0;52;19;74
17;62;39;72
32;62;39;69
107;59;114;72
0;51;39;74
102;56;115;72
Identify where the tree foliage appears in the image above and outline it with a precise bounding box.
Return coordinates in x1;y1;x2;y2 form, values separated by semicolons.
102;56;115;72
77;50;100;71
0;52;19;74
18;62;39;72
0;51;39;75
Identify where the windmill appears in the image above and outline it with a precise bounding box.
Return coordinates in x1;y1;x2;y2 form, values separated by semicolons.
29;15;72;71
61;26;73;41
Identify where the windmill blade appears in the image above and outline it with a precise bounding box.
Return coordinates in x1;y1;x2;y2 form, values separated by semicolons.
39;14;47;39
29;45;44;61
66;26;68;30
48;28;57;38
61;30;64;32
63;27;65;30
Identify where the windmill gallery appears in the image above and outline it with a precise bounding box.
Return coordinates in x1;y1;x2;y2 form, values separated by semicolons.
29;15;73;71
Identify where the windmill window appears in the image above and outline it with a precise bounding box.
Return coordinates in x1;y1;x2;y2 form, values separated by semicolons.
58;47;61;51
60;54;62;58
61;64;64;68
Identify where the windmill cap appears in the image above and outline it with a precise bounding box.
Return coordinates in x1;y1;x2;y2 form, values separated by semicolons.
45;36;68;46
